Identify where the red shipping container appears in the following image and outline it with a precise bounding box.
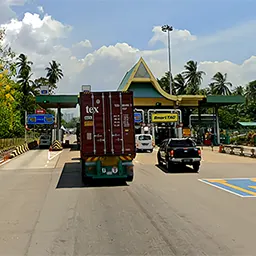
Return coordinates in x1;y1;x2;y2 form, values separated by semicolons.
80;91;135;157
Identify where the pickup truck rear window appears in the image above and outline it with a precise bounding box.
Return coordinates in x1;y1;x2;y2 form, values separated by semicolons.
138;135;152;141
169;139;196;147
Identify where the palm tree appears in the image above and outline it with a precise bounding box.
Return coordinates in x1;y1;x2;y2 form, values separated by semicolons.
45;60;64;85
16;54;35;109
173;74;186;95
245;80;256;102
233;85;244;96
182;60;206;95
16;53;33;77
211;72;232;95
157;72;176;95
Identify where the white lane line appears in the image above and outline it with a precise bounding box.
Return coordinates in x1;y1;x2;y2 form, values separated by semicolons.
0;159;11;167
48;151;62;161
198;179;244;198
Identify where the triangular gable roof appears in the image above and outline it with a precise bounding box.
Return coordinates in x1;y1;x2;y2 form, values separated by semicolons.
117;57;205;102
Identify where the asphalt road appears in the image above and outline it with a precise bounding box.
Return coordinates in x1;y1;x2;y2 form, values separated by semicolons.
0;144;256;256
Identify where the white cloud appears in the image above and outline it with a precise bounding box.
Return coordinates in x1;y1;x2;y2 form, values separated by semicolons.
2;11;256;99
0;0;27;23
1;12;72;55
37;6;44;14
72;40;92;48
149;26;197;47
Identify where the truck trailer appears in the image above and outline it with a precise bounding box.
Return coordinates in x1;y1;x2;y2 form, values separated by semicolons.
79;91;136;184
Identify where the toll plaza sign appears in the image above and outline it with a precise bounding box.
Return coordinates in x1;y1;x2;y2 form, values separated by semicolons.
151;113;178;123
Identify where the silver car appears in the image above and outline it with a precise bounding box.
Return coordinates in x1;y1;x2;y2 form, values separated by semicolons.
39;134;51;149
135;134;154;153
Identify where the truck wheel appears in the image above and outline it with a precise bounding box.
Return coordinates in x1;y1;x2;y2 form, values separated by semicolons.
82;176;91;185
81;159;90;185
157;152;162;166
126;175;134;182
193;163;200;172
166;161;174;172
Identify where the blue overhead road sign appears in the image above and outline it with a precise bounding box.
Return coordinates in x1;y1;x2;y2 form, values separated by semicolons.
27;114;55;125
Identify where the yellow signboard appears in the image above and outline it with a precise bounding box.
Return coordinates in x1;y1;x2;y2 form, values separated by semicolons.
151;113;178;123
183;128;191;137
84;121;93;126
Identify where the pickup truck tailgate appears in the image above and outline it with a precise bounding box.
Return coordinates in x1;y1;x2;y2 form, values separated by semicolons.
173;147;200;158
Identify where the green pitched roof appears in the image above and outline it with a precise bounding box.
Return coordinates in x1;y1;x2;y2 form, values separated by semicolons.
117;63;137;91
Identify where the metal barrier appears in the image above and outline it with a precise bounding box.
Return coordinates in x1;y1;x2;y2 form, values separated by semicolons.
219;145;256;158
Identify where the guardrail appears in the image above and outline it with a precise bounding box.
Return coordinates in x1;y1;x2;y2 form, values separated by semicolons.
0;136;37;151
219;144;256;158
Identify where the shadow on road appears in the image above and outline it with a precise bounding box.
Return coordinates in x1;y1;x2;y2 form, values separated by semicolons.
155;164;198;174
56;162;128;189
70;145;80;151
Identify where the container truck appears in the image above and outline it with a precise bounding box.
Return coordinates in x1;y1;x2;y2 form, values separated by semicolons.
79;91;136;184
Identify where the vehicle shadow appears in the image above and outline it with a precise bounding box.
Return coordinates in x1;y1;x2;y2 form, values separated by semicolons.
155;164;197;174
69;144;80;151
56;161;128;189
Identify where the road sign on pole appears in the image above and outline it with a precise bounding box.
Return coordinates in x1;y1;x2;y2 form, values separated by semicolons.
27;114;55;125
134;112;142;123
82;85;91;92
36;109;46;114
40;86;49;95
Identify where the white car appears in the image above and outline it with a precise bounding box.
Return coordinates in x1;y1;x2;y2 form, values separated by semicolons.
135;134;154;152
39;134;51;149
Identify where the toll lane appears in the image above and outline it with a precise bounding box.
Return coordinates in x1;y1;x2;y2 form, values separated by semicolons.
0;148;256;255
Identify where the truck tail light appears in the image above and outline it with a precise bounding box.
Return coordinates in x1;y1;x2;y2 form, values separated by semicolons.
198;149;201;156
169;150;174;157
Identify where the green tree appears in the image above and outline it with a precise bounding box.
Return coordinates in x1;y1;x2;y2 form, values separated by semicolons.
211;72;232;95
245;80;256;102
16;53;33;76
45;60;63;89
182;60;206;95
33;77;56;95
233;85;244;95
157;71;175;94
173;74;186;95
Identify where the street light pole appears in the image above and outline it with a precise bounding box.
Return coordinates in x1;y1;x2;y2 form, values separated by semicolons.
161;25;173;95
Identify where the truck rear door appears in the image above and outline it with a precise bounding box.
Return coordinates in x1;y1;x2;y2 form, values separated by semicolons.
80;91;135;156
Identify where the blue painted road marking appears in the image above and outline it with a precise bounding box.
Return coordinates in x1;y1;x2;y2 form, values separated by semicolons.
199;178;256;197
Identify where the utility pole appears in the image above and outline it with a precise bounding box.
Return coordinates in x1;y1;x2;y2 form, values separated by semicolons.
161;24;173;95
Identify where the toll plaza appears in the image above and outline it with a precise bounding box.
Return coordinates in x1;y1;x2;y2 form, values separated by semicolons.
35;95;78;141
35;57;244;146
117;57;245;145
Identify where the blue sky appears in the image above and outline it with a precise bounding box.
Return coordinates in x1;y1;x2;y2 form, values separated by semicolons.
3;0;256;101
12;0;256;53
2;0;256;116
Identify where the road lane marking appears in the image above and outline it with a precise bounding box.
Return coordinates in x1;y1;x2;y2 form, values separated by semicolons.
199;179;244;197
199;178;256;197
0;159;11;167
48;151;62;161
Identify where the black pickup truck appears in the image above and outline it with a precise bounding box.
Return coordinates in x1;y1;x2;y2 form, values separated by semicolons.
157;138;201;172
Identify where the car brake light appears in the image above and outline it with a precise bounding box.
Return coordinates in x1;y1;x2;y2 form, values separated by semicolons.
169;150;174;157
198;149;201;156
